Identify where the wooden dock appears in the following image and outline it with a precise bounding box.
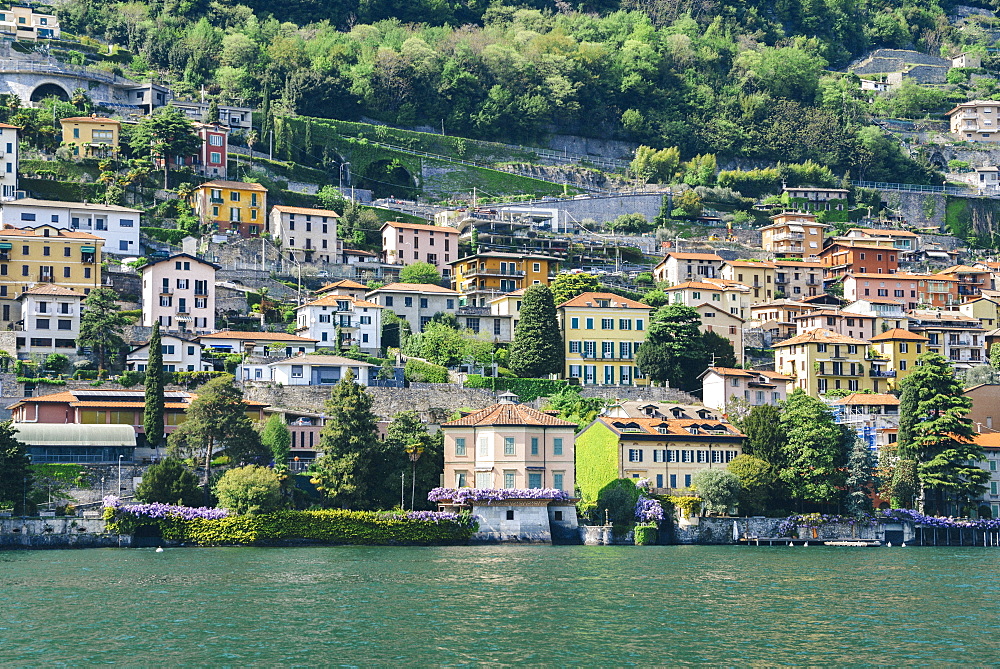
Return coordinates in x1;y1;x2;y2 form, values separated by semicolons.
740;537;881;547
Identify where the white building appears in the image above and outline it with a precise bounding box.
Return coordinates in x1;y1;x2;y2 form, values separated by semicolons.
248;354;374;386
197;331;318;357
14;284;83;359
270;205;342;264
652;252;723;285
140;254;218;333
126;335;212;372
0;123;18;200
1;199;140;255
295;295;382;355
700;366;794;413
366;282;459;332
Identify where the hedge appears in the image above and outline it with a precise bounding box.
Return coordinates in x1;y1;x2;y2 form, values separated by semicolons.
106;509;477;546
634;525;658;545
464;375;568;402
142;226;188;245
16;377;67;385
169;371;229;388
404;359;449;383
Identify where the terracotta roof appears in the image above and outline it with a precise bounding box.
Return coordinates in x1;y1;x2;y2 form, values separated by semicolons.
725;260;777;269
369;282;457;294
271;205;340;217
870;328;928;342
301;295;381;309
759;370;795;381
773;328;869;347
829;393;900;406
557;292;652;309
443;402;577;427
61;116;119;123
793;310;868;319
772;260;826;268
316;279;368;292
196;331;319;342
381;221;457;233
198;180;267;191
910;310;982;322
0;123;19;129
20;284;83;297
344;248;376;256
661;252;723;261
704;367;792;381
663;281;729;292
847;273;958;281
940;265;989;274
597;417;745;438
846;227;919;237
973;433;1000;449
489;289;526;301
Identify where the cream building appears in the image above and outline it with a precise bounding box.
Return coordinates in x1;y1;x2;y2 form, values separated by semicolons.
947;100;1000;141
700;367;794;413
759;212;829;258
651;251;723;285
140;254;218;334
558;292;653;386
721;261;776;304
773;328;883;397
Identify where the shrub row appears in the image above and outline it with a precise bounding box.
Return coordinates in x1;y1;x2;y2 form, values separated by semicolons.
16;377;67;385
464;375;568;402
142;227;188;245
169;371;229;388
108;509;477;546
404;359;449;383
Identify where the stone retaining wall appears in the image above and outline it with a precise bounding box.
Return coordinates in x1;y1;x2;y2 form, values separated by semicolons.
0;517;126;549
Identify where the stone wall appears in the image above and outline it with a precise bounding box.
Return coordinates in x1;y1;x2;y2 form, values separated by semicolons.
104;270;142;301
0;517;126;549
875;190;947;230
670;516;915;544
471;501;555;543
577;385;698;404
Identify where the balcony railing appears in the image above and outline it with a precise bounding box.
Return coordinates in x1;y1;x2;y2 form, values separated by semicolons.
466;268;525;278
870;370;896;378
209;197;224;204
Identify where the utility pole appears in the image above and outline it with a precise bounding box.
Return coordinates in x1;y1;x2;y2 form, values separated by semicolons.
269;130;273;161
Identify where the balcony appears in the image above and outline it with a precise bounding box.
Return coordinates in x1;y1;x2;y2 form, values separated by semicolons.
870;370;896;378
159;287;173;295
177;306;189;314
209;197;224;204
465;268;525;278
771;233;805;242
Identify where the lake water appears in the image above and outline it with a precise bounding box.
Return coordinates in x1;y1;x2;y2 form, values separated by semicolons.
2;544;999;665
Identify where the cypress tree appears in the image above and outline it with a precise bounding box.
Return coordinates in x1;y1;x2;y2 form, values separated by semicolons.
143;322;165;452
509;284;563;378
845;436;878;515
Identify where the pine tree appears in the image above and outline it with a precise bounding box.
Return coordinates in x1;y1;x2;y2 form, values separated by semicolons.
143;322;165;452
635;304;706;390
779;389;847;507
204;99;220;124
509;284;563;378
845;436;878;515
166;376;267;503
735;404;786;467
129;105;202;189
0;420;31;514
78;288;129;374
897;351;988;515
313;370;389;509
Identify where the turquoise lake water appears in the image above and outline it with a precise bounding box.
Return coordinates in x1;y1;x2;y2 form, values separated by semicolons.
1;544;998;665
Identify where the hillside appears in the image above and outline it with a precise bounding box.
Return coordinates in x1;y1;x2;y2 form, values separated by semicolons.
52;0;1000;185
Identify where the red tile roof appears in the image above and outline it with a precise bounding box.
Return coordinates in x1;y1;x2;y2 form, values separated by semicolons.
773;328;868;347
370;282;458;294
196;330;318;342
443;403;577;427
557;292;651;309
869;328;928;342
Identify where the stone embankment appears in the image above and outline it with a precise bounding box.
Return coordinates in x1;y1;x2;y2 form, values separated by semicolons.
0;517;125;549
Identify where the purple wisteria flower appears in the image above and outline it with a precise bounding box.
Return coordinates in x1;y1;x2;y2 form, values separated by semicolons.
104;496;229;521
427;487;571;504
381;510;478;528
636;478;652;493
879;508;1000;531
635;496;664;523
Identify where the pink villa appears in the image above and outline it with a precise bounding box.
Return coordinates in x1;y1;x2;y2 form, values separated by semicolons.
380;221;459;277
441;392;577;492
140;253;219;333
154;123;228;179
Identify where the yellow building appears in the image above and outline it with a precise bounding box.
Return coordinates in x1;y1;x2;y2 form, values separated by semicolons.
773;328;882;397
192;180;268;238
0;225;103;329
720;260;777;304
759;212;830;258
558;291;653;386
959;296;1000;329
61;116;120;158
450;252;558;307
869;328;929;390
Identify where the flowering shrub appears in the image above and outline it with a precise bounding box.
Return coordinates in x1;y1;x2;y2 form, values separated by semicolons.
635;496;664;523
103;496;229;522
879;508;1000;531
382;510;478;528
427;487;571;504
636;478;652;493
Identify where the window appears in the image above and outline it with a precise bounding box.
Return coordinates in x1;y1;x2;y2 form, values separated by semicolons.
586;318;594;329
569;341;581;354
628;449;642;462
601;318;614;330
553;472;564;491
531;437;539;456
528;472;542;489
570;317;579;329
504;471;515;489
636;319;644;331
35;319;49;329
553;438;563;456
504;437;515;455
455;437;466;456
619;319;631;330
477;436;488;457
475;472;491;488
404;297;413;307
455;472;468;487
291;365;303;378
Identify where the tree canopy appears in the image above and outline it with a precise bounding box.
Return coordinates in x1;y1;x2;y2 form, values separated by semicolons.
129;105;202;188
78;288;130;373
550;273;600;306
398;261;443;285
143;322;165;451
509;284;563;378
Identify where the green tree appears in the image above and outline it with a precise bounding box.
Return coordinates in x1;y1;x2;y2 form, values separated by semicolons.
129;105;202;188
44;353;69;375
692;469;740;515
701;330;737;368
897;352;988;515
213;465;283;515
635;304;706;390
629;145;680;185
0;421;31;514
608;213;651;234
381;310;409;350
542;386;600;429
143;322;165;451
641;289;669;308
260;414;291;466
727;454;775;515
990;343;1000;371
404;322;467;367
316;185;348;214
135;458;202;507
845;437;878;515
890;459;919;509
550;273;600;305
398;261;442;285
78;288;129;373
779;389;846;507
596;478;641;529
204;99;220;124
509;284;563;378
167;375;267;503
384;410;443;510
313;370;389;509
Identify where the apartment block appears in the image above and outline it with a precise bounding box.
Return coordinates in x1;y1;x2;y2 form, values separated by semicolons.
15;284;84;359
140;254;218;333
773;328;883;397
61;116;119;158
720;261;776;305
365;282;459;333
651;251;723;285
381;221;459;277
1;199;140;255
295;295;382;355
192;180;267;238
773;259;824;299
270;205;341;264
558;292;653;386
0;123;18;200
0;6;59;39
947;100;1000;141
450;252;557;307
700;366;793;413
759;212;829;258
909;310;987;369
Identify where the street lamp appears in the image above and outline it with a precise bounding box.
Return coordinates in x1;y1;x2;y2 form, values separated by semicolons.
118;454;124;496
405;442;425;510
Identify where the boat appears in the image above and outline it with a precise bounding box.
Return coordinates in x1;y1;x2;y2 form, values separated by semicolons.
822;540;882;547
